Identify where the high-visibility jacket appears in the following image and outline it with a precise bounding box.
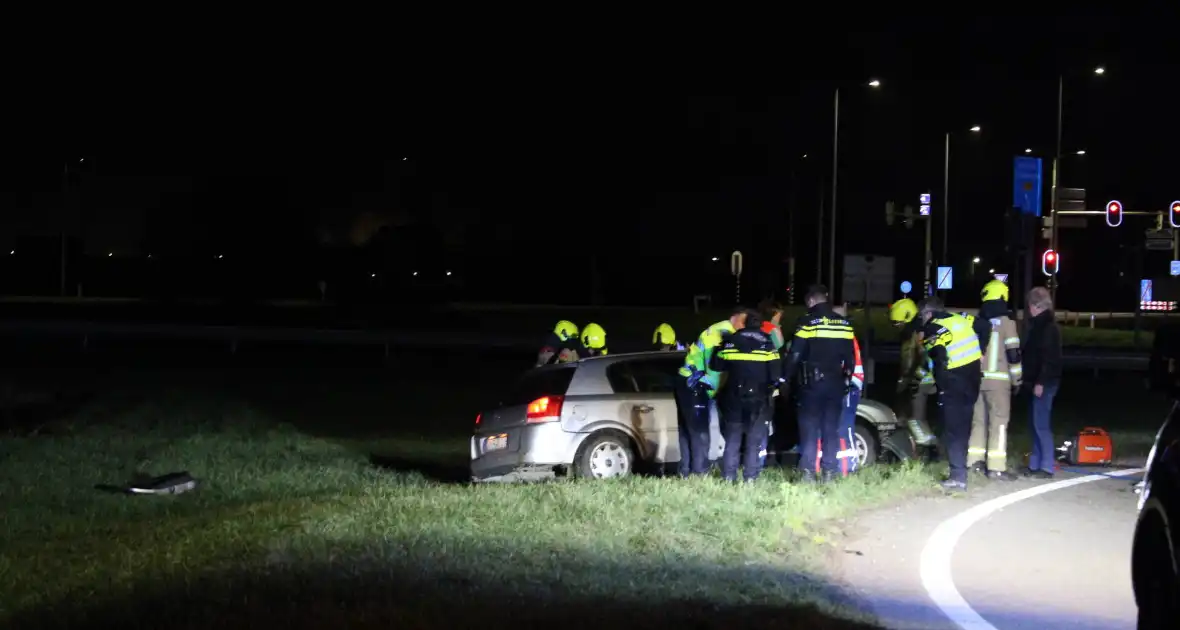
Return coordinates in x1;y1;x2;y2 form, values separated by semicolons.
921;311;984;400
966;313;1023;390
678;319;736;398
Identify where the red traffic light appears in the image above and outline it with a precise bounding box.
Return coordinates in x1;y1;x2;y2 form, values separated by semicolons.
1171;201;1180;229
1106;200;1123;227
1042;249;1059;276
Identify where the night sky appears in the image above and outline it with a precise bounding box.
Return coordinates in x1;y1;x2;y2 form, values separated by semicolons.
7;16;1178;308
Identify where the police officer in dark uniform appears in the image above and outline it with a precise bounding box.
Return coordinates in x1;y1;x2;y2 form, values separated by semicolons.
709;309;783;482
782;285;856;484
917;296;985;491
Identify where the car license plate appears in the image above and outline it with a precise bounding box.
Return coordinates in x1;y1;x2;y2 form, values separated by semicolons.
485;434;508;452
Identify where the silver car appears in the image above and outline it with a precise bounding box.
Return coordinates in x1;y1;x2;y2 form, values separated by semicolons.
470;350;912;481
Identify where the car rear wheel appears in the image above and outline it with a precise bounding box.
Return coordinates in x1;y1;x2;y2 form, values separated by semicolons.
853;422;878;468
574;430;634;480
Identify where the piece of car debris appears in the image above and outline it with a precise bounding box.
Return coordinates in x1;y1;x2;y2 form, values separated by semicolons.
97;471;199;495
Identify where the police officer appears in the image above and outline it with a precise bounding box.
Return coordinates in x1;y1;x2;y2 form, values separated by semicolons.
783;285;856;484
917;296;984;491
889;299;938;448
653;323;685;351
965;280;1023;480
580;323;609;357
709;309;782;482
676;308;748;477
536;320;582;366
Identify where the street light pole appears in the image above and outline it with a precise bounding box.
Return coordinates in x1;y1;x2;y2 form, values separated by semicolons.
942;132;950;269
1050;74;1063;301
829;87;839;294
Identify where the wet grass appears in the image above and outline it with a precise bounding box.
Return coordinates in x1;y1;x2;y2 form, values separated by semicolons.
0;349;942;629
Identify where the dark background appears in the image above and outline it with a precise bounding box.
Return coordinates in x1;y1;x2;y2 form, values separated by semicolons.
5;15;1177;311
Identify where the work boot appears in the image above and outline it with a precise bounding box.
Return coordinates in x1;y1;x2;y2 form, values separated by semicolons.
799;469;817;484
987;470;1018;481
940;479;968;492
1028;469;1054;480
821;470;837;484
969;462;986;475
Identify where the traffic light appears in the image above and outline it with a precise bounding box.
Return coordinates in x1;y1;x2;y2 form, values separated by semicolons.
1105;200;1123;227
1171;200;1180;229
1041;249;1059;276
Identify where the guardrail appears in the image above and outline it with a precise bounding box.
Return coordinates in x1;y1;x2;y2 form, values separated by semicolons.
0;320;1150;371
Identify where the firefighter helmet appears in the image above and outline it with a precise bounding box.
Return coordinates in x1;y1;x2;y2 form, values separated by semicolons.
553;320;579;342
980;279;1009;303
581;323;607;350
889;298;918;325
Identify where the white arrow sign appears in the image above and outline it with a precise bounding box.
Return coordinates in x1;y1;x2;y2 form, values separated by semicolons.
730;251;743;277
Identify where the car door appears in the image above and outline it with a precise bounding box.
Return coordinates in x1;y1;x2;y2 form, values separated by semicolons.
605;356;683;463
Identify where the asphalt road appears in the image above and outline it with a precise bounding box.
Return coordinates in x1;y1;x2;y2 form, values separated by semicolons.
836;469;1143;629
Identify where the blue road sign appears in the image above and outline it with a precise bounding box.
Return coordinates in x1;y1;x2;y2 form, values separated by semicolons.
1013;156;1044;217
919;204;931;216
900;281;913;294
937;266;953;290
919;193;931;205
994;273;1009;283
1171;261;1180;277
1141;279;1153;302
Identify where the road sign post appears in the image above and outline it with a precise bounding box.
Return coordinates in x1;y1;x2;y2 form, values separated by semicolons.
730;250;743;304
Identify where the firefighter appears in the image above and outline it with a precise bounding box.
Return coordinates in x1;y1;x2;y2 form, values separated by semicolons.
917;296;984;491
889;299;938;447
782;285;856;484
653;323;685;351
580;323;609;357
536;320;582;366
676;307;748;477
709;309;782;482
964;280;1023;480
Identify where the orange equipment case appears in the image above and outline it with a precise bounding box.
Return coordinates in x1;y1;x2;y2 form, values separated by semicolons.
1068;427;1114;465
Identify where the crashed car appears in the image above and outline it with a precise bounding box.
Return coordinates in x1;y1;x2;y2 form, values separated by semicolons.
470;350;914;481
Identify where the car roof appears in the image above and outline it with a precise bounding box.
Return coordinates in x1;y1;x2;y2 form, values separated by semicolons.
576;350;687;363
561;350;686;396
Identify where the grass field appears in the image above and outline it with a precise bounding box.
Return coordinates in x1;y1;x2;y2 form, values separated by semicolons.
1;347;947;629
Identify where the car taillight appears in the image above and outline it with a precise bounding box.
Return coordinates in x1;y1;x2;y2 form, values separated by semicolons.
526;395;563;423
475;413;481;426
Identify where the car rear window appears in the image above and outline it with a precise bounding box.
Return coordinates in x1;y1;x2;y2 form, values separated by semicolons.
498;366;576;407
607;357;682;394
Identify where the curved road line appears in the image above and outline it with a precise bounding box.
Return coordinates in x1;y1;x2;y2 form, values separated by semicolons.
919;468;1145;630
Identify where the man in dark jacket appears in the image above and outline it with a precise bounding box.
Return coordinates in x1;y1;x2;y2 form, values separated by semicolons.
1021;286;1063;479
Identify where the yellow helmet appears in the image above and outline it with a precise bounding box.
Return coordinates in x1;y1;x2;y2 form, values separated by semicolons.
553;320;579;342
653;323;676;346
581;322;607;350
981;279;1009;303
889;298;918;325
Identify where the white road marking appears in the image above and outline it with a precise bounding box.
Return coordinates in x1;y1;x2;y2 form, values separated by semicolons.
919;468;1145;630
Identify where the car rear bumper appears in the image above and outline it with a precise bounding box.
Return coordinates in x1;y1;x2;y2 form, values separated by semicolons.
470;421;583;481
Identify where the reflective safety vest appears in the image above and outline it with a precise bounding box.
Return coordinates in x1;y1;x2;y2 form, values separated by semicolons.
678;319;736;397
965;314;1023;390
923;313;983;370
